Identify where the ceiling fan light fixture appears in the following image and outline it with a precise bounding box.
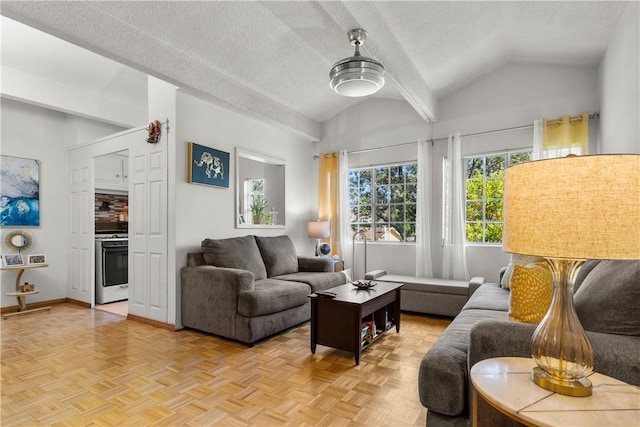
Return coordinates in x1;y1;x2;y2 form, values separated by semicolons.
329;29;385;97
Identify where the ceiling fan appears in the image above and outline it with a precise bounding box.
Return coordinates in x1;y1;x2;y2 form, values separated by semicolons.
329;28;385;97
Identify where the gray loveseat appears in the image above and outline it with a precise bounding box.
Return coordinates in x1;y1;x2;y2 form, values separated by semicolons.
419;259;640;427
181;235;347;344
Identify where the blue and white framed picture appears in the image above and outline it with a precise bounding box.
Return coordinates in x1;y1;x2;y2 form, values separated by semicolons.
188;142;230;188
0;155;40;227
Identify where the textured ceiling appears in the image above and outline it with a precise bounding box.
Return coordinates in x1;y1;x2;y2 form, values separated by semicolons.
0;1;629;140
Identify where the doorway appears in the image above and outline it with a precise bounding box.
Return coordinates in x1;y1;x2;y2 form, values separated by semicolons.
94;149;129;317
96;301;128;316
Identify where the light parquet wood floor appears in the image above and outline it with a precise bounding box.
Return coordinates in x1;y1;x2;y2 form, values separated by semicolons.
1;304;450;426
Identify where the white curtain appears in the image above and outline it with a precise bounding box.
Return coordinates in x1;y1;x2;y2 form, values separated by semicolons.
442;132;469;280
416;138;433;277
532;119;543;160
338;150;352;273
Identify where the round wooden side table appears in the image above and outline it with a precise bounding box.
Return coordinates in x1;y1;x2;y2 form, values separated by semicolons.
470;357;640;427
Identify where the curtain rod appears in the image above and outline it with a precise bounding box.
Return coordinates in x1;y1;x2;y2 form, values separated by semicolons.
347;112;599;155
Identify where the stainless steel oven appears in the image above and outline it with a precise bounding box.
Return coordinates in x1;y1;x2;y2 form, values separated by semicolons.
95;237;128;304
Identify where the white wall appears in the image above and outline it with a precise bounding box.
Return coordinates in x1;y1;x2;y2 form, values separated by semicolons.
319;63;599;283
174;92;317;325
1;98;125;308
598;1;640;154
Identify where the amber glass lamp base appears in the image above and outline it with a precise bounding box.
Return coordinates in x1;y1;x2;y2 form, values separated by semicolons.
532;367;592;397
531;258;594;397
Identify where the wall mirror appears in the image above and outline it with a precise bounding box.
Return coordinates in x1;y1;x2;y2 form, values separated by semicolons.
236;148;285;229
5;230;33;252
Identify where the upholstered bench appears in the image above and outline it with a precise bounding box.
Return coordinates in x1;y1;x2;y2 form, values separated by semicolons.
364;270;485;317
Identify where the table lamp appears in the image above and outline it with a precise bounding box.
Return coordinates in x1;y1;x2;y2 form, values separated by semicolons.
308;221;331;256
503;154;640;397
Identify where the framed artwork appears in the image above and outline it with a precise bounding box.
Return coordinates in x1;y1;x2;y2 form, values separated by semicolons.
188;142;230;188
28;254;47;265
0;155;40;226
2;253;24;267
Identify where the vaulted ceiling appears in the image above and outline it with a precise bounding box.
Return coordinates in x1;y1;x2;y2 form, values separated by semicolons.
1;1;629;140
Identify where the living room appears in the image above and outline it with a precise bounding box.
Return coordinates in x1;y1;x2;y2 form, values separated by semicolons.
1;2;639;425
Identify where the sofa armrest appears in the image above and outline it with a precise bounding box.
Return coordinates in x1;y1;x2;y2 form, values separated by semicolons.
586;331;640;386
181;265;255;335
468;276;485;297
469;319;535;368
298;256;334;272
365;270;387;280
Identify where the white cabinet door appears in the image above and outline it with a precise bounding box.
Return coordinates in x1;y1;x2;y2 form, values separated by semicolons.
95;155;123;183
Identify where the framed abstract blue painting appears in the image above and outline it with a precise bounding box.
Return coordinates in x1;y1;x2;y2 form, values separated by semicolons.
0;155;40;227
188;142;230;188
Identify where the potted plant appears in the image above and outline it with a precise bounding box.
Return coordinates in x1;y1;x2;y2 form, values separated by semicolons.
250;194;268;224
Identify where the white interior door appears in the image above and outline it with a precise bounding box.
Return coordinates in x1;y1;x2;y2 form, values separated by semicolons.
129;126;168;322
67;151;94;304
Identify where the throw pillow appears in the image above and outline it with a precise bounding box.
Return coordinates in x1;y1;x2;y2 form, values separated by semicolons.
573;259;600;294
501;254;546;289
574;260;640;336
201;235;267;280
508;263;553;324
254;235;299;277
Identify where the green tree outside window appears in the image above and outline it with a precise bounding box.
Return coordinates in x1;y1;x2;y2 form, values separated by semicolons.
465;151;531;243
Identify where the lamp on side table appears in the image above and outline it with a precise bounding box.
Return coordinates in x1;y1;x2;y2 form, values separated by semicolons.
503;154;640;397
308;220;331;256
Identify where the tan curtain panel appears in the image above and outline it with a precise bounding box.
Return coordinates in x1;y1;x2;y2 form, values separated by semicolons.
542;112;589;156
318;152;340;257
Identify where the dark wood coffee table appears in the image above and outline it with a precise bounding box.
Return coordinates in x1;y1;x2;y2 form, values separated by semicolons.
309;281;403;365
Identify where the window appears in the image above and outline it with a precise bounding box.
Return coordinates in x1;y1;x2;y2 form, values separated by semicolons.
465;151;531;243
348;163;417;242
244;178;264;219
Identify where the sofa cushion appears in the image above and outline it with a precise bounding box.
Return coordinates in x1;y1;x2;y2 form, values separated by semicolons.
508;263;553;324
275;271;347;292
373;275;469;296
254;235;299;277
201;236;267;280
461;283;510;312
574;260;640;336
573;259;601;293
501;254;545;289
237;279;310;317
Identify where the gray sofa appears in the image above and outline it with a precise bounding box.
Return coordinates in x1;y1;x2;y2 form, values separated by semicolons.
419;259;640;427
181;235;347;344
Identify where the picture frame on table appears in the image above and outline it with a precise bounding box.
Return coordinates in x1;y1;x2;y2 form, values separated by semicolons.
27;254;47;265
2;253;24;267
188;142;230;188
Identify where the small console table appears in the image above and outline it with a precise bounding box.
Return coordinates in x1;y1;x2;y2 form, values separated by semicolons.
2;263;50;319
471;357;640;427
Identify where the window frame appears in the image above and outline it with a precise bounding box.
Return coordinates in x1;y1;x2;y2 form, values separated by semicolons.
348;161;418;243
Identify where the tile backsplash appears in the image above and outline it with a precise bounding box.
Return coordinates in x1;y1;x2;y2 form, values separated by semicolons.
95;193;128;222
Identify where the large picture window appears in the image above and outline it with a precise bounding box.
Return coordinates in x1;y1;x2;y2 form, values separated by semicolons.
465;151;531;243
348;163;417;242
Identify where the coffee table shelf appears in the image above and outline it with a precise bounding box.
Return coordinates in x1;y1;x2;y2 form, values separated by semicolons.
309;281;403;365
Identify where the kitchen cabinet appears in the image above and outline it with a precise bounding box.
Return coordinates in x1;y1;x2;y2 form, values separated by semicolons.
95;154;128;192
